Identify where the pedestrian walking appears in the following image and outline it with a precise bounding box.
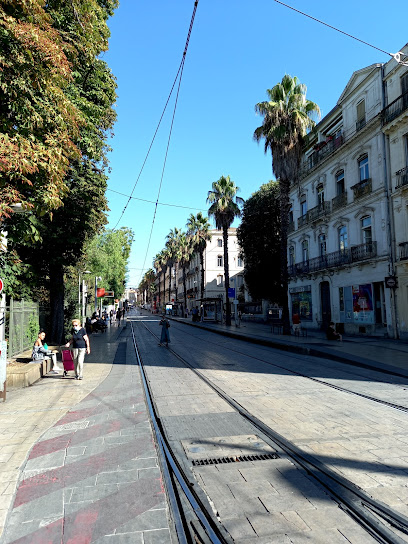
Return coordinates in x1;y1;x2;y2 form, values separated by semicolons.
116;308;121;325
158;314;170;347
65;319;90;380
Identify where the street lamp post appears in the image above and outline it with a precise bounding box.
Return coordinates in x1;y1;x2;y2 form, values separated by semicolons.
80;271;91;326
94;276;102;314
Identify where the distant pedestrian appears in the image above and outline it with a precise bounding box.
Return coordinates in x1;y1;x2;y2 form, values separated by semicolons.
326;322;342;342
65;319;90;380
158;314;170;347
116;308;121;325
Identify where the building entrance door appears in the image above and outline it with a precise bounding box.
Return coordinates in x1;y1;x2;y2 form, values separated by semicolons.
320;281;331;330
373;281;386;325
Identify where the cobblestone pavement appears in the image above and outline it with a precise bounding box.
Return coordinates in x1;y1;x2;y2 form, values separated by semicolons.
136;315;408;543
1;322;172;544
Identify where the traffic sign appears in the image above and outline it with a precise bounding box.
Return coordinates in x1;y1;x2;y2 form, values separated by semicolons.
0;279;3;295
228;287;235;298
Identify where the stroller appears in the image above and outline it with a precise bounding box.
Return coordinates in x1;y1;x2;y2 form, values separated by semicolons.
61;348;75;377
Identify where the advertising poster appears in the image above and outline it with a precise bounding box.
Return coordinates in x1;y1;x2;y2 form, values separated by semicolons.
352;284;374;324
291;292;312;321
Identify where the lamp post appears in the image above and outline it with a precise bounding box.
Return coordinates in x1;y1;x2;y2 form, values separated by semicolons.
79;271;91;326
94;276;102;314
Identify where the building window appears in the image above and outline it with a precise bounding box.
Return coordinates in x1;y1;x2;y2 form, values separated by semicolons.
405;134;408;167
356;99;366;130
339;226;348;251
289;204;293;223
318;234;326;257
217;275;223;286
358;154;369;181
317;184;324;206
217;239;222;247
302;240;309;263
361;216;372;245
217;255;223;267
289;246;295;267
300;195;307;216
336;170;345;194
237;256;243;267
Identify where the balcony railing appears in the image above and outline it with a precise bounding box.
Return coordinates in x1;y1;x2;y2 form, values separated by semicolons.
396;166;408;189
400;242;408;261
332;192;347;211
351;178;372;200
307;201;331;222
288;221;295;234
298;214;308;229
356;118;366;132
288;242;377;277
383;91;408;125
300;134;345;176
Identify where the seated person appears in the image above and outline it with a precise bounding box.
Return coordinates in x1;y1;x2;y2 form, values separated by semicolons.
326;322;342;342
32;331;60;373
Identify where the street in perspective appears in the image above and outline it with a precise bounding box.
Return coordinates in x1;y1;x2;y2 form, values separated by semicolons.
1;1;408;543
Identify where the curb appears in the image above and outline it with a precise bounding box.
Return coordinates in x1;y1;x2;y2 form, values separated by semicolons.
169;317;408;380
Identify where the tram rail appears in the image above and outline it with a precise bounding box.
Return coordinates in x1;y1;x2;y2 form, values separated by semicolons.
134;317;408;544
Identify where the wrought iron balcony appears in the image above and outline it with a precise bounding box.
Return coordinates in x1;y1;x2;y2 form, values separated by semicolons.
298;214;308;229
356;118;366;132
332;192;347;211
400;242;408;261
300;134;345;176
351;178;372;201
288;221;295;234
396;166;408;189
383;91;408;125
307;201;331;222
288;242;377;277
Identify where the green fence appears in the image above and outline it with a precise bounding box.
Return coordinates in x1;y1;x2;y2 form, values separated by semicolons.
8;299;39;357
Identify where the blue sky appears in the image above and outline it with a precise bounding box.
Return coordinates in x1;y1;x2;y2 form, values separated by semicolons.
104;0;407;287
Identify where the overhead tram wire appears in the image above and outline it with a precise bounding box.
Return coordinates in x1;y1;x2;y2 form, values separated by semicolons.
107;188;207;212
113;0;199;231
138;1;199;284
273;0;407;64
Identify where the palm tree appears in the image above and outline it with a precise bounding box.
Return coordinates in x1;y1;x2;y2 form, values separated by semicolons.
186;212;212;300
153;251;165;312
166;227;182;304
178;233;193;315
254;75;320;334
207;175;244;326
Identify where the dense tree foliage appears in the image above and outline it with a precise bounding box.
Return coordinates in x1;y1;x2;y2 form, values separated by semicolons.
2;0;119;342
186;212;212;300
237;181;281;303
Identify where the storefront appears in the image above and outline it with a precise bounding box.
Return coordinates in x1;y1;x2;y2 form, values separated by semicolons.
289;285;313;322
339;283;375;325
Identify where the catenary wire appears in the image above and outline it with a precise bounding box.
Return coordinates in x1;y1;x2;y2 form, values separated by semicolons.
107;188;207;212
113;1;199;230
273;0;393;57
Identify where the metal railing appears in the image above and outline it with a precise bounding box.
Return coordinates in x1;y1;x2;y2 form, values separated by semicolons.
351;178;372;200
307;201;331;222
356;118;366;131
288;242;377;277
298;214;308;229
400;242;408;261
383;91;408;125
288;221;295;234
332;192;347;211
300;134;345;177
396;166;408;189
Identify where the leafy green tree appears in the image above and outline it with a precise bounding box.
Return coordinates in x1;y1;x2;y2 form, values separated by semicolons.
5;0;118;342
186;212;212;300
207;175;244;326
166;227;183;303
254;75;319;333
237;181;281;302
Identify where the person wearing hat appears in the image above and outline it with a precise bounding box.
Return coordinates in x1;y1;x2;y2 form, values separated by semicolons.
158;314;170;347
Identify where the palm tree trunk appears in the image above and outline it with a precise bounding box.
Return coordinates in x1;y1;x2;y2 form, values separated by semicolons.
279;178;291;334
200;249;205;300
168;265;172;302
174;262;178;302
223;226;231;326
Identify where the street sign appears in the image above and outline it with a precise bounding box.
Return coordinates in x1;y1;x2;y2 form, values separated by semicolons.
0;279;3;295
228;287;235;298
385;276;398;288
104;291;114;297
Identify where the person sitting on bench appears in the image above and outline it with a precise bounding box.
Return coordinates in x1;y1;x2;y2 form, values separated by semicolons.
326;322;342;342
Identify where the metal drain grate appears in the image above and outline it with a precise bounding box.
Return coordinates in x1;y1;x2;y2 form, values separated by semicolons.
192;453;279;466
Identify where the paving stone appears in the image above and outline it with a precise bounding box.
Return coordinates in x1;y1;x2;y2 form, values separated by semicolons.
222;516;257;539
115;507;168;534
143;528;173;544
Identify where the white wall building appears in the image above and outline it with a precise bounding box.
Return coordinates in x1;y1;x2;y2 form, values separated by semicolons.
288;59;401;336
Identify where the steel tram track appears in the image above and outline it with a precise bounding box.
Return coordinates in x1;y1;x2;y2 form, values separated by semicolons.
130;322;229;544
159;319;408;414
135;318;408;544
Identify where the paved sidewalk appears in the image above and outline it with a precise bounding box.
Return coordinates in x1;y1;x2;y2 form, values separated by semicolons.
1;323;172;544
168;314;408;378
